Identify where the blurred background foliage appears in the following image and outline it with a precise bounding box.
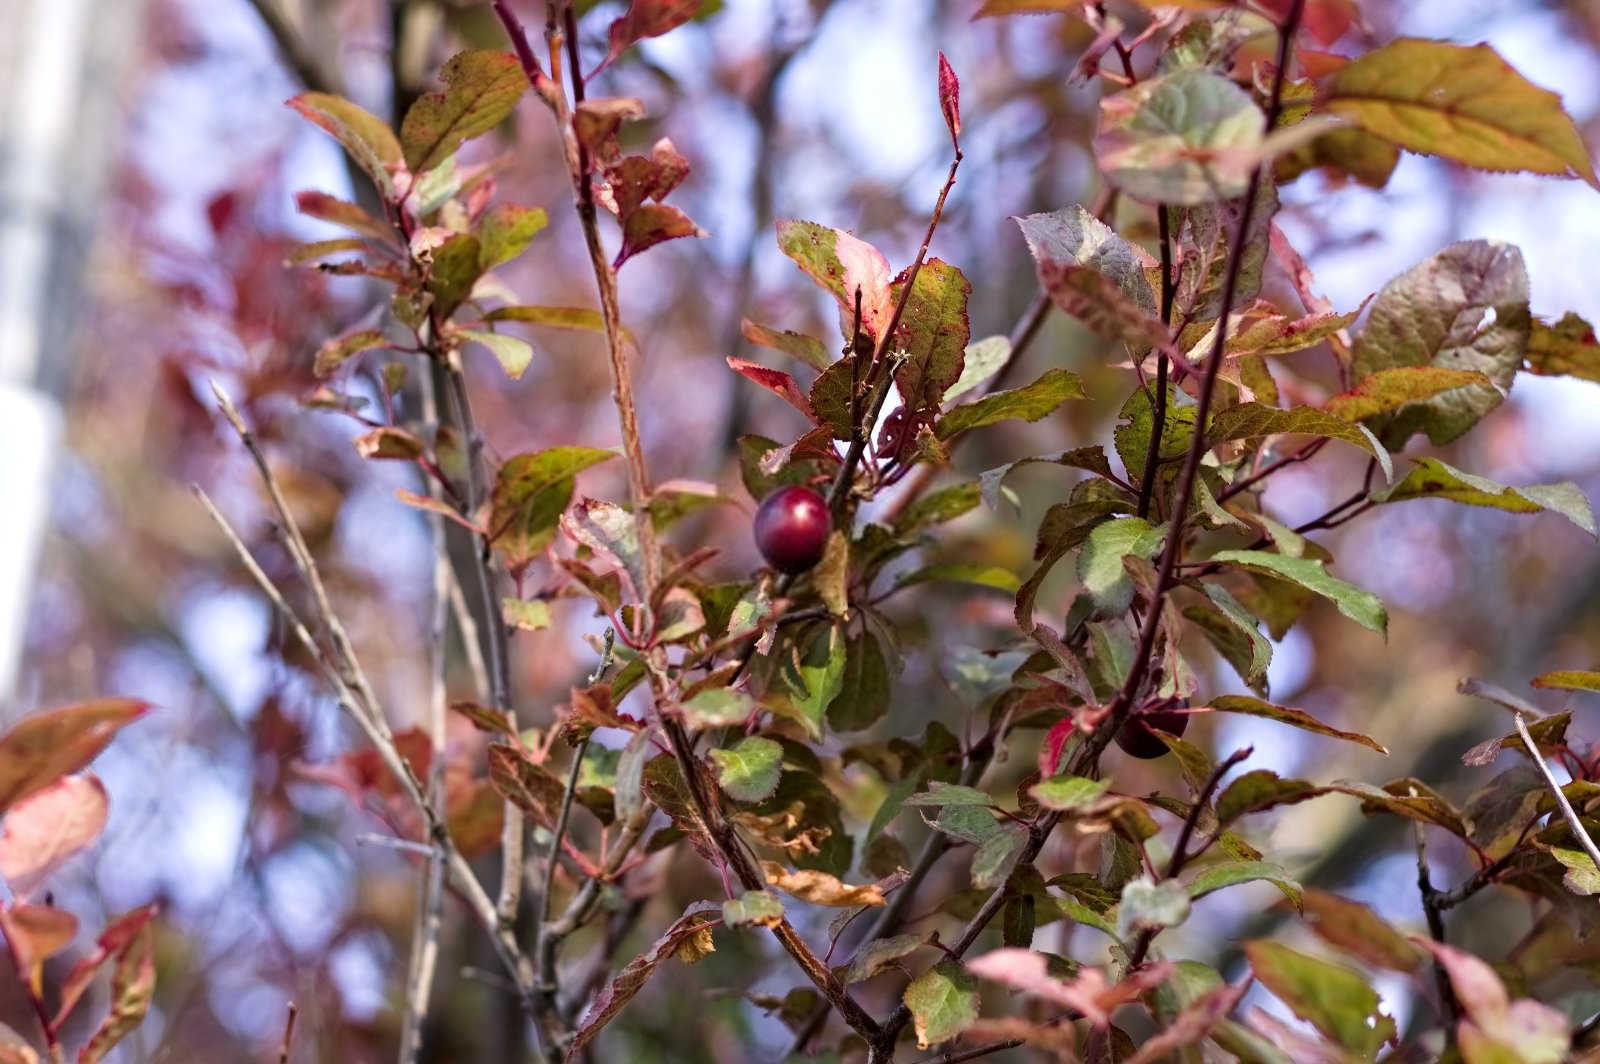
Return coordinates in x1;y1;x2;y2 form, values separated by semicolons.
4;0;1600;1059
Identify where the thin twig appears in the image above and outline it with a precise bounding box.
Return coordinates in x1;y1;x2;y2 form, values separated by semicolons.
910;1038;1025;1064
1514;711;1600;869
1136;204;1176;520
1414;823;1460;1026
399;373;453;1064
279;1001;298;1064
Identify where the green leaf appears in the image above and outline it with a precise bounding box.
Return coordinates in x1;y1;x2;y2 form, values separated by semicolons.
979;446;1114;514
1192;585;1271;688
1207;695;1388;754
483;304;606;332
489;447;616;567
1077;517;1161;614
1186;860;1301;910
458;328;534;380
740;320;831;372
903;960;979;1049
936;368;1086;440
1547;847;1600;895
1116;385;1195;488
1094;69;1264;205
1209;550;1386;635
895;564;1019;593
1323;366;1492;422
890;259;972;419
287;93;403;198
722;889;784;928
1116;876;1191;939
827;632;892;733
1215;770;1326;825
313;329;389;377
903;782;995;809
1524;311;1600;383
400;50;528;173
1532;670;1600;693
1014;205;1155;313
785;627;847;739
1351;239;1530;447
1244;941;1396;1057
893;481;980;533
1206;403;1389;482
476;203;548;270
944;335;1012;404
502;597;552;631
425;232;483;317
971;824;1028;889
709;737;783;803
866;770;924;846
1370;457;1595;537
679;687;756;730
1323;39;1599;187
840;934;924;985
1030;775;1111;811
929;804;1001;846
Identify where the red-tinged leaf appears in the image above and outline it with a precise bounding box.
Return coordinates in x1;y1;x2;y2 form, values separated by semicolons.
1039;716;1076;778
891;258;972;420
1525;311;1600;383
604;138;691;219
75;918;156;1064
1300;889;1424;972
740;320;831;372
1322;366;1491;422
571;97;646;167
1037;259;1173;357
937;52;961;149
313;329;388;378
1206;695;1387;753
286;93;404;198
352;426;425;461
966;950;1171;1027
293;190;396;242
0;774;108;899
1416;939;1571;1061
0;699;147;816
726;358;816;422
1125;983;1247;1064
486;743;565;829
0;903;77;991
614;203;706;268
775;220;896;342
566;904;720;1059
595;0;702;78
971;0;1078;16
52;905;159;1032
448;701;517;737
399;50;528;174
446;777;505;857
393;489;484;534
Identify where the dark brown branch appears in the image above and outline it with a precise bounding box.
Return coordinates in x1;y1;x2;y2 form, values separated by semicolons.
1136;204;1177;519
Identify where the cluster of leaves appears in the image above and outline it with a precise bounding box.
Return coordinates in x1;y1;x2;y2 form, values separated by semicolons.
0;700;152;1063
150;0;1600;1061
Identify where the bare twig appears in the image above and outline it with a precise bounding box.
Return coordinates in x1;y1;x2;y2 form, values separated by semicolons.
910;1038;1025;1064
1514;711;1600;869
1414;823;1460;1026
399;374;453;1064
279;1001;298;1064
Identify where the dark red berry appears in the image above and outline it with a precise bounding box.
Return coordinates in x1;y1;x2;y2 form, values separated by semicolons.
754;485;831;574
1114;708;1190;760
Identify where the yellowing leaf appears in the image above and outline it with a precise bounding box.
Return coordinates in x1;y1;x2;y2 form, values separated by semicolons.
1371;457;1596;537
903;960;979;1049
762;861;886;907
1324;39;1598;187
